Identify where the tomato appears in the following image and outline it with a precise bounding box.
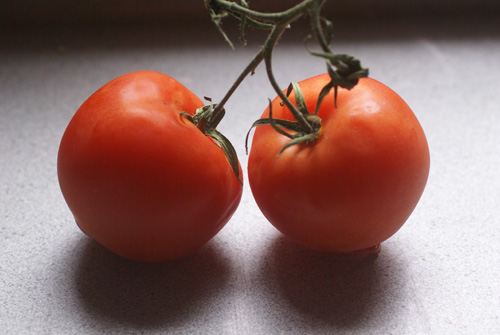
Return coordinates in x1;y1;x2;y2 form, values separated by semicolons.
248;74;429;253
58;71;243;262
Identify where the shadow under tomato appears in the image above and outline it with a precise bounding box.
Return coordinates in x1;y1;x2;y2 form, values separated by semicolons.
255;235;408;329
73;236;232;329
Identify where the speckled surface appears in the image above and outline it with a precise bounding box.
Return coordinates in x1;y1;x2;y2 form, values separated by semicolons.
1;11;500;335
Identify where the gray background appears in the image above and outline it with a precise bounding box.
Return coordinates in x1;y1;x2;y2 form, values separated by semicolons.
1;1;500;334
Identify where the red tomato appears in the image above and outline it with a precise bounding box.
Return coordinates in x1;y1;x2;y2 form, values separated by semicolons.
248;74;429;253
58;71;243;262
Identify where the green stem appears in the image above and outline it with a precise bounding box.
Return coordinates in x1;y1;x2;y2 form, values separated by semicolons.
263;25;313;132
203;0;367;161
210;0;323;130
210;0;318;24
213;49;264;117
309;0;330;53
209;0;324;118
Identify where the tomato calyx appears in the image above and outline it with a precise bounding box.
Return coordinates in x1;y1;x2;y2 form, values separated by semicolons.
245;82;322;157
306;8;369;108
181;98;242;185
311;53;368;108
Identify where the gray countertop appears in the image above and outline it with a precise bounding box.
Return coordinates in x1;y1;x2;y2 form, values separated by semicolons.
1;7;500;335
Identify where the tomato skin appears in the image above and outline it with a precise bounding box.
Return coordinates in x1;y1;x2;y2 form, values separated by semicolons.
248;75;429;253
58;71;243;262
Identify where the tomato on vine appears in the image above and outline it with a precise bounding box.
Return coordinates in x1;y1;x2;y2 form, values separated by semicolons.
59;0;430;261
247;74;430;253
58;71;243;262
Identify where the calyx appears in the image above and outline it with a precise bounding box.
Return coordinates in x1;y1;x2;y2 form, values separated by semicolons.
181;98;242;184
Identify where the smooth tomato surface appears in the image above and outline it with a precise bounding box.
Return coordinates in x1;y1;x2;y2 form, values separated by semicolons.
58;71;243;262
248;75;429;253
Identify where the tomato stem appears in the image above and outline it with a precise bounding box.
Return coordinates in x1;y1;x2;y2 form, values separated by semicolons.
206;0;319;25
210;0;319;118
309;1;331;53
263;25;313;133
212;49;264;117
205;0;368;158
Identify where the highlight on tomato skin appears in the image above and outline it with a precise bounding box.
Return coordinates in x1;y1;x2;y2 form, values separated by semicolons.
247;74;430;254
57;71;243;262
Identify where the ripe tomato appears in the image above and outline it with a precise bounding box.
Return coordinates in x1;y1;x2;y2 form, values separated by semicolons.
58;71;243;262
248;74;429;253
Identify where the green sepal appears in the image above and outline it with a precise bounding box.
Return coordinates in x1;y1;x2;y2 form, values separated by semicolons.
290;82;309;116
179;111;194;123
245;116;309;156
313;80;335;114
245;94;321;157
245;117;305;153
206;129;242;185
284;82;314;132
311;51;369;89
245;98;304;154
181;98;242;185
277;132;320;157
250;117;304;134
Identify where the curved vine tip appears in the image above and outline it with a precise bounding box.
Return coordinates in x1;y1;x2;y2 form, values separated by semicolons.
206;0;283;48
205;0;235;49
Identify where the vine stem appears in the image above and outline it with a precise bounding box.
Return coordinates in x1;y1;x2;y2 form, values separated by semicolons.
189;0;367;180
209;0;318;24
213;49;264;116
263;24;313;132
210;0;325;119
309;0;330;53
